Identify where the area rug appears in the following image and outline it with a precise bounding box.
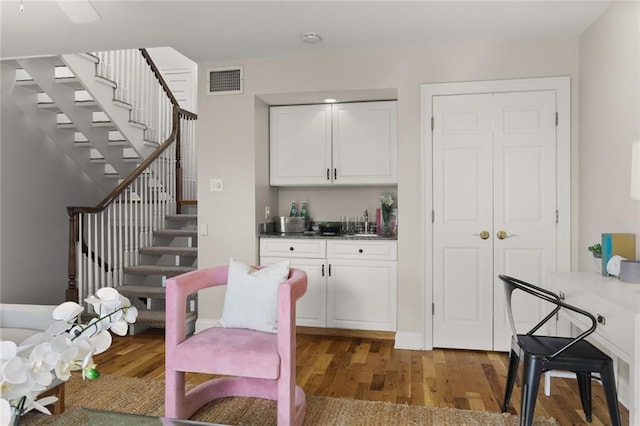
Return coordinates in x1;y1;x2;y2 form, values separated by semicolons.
22;375;559;425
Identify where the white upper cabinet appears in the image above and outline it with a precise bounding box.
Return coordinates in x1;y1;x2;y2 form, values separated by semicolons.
270;101;397;186
270;104;332;186
331;101;398;185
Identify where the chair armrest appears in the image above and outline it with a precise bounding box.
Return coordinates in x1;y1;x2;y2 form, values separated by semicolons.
277;268;307;345
547;298;597;360
165;266;230;347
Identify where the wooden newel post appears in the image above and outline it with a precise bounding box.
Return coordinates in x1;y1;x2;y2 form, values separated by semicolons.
66;208;79;302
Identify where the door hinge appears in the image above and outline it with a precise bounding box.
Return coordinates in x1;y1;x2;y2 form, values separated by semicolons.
555;112;558;126
431;210;435;223
556;210;559;224
431;117;434;131
432;303;435;316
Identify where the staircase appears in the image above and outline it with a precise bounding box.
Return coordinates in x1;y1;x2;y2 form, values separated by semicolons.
119;209;198;334
4;49;198;334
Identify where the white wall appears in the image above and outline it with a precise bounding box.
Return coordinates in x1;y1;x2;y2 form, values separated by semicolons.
578;2;640;271
196;37;580;338
0;64;104;304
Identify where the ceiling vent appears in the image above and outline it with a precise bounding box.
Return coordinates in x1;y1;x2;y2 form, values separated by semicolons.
207;66;243;95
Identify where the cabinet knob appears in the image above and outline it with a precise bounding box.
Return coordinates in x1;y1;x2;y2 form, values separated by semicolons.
558;291;565;301
597;314;606;325
358;249;363;253
289;247;294;251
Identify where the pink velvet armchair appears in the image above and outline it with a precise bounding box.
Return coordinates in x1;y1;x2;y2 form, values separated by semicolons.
165;265;308;425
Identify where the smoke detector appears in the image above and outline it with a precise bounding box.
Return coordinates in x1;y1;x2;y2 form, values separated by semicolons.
302;33;322;44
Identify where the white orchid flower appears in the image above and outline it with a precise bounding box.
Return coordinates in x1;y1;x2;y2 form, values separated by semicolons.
26;395;56;415
0;398;12;424
109;319;129;337
2;355;28;385
88;330;112;354
0;341;17;362
52;301;84;322
25;343;55;387
123;306;138;324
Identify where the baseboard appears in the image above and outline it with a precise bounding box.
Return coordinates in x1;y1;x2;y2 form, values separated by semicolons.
394;331;423;350
297;326;395;340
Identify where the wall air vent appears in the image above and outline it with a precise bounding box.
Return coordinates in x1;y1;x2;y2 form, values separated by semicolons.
207;66;243;95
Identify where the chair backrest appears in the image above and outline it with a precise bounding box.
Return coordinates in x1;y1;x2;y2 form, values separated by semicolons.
498;275;598;358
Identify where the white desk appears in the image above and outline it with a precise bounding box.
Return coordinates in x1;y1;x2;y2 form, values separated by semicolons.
549;271;640;425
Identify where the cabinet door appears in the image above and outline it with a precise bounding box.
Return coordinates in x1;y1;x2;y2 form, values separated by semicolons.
327;259;397;331
332;101;398;185
270;105;332;186
260;257;327;328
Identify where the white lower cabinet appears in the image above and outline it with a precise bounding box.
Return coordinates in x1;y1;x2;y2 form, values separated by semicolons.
260;238;397;331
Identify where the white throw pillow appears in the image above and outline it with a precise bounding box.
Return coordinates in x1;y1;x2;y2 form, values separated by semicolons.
219;258;290;333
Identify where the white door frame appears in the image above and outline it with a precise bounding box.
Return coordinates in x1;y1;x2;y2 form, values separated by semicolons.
421;77;571;350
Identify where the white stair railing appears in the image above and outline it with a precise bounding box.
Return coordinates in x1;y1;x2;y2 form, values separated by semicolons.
67;49;197;304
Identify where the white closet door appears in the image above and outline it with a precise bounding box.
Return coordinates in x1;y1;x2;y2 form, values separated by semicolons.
432;94;495;350
492;90;557;352
432;91;557;351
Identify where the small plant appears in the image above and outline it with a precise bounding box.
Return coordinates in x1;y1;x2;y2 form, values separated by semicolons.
588;243;602;257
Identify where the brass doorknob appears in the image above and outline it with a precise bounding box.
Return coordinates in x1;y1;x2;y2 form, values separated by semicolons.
496;230;518;240
474;230;490;240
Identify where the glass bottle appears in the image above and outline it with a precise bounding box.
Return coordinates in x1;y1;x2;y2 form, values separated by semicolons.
289;201;298;217
300;201;308;218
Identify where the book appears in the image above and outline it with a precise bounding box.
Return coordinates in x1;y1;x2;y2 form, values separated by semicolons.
601;233;636;276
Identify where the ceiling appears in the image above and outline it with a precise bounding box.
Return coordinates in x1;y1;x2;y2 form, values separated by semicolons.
1;1;612;64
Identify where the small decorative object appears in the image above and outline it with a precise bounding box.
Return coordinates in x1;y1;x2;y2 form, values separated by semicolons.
606;255;627;277
0;288;138;425
588;243;602;274
379;193;394;237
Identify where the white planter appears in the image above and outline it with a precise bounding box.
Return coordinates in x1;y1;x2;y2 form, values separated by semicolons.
593;256;602;275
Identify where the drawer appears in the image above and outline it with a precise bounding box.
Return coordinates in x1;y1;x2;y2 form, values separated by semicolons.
327;240;397;261
260;238;326;259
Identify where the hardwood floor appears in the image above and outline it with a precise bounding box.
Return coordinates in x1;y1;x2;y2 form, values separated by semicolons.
94;329;628;425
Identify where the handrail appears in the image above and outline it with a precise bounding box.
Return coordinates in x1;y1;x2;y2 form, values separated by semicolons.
140;49;179;107
66;49;197;302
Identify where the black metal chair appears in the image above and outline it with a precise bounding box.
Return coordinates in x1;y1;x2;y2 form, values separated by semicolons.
497;275;621;426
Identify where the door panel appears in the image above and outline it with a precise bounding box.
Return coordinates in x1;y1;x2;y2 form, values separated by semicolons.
492;90;557;351
433;90;557;351
432;94;494;350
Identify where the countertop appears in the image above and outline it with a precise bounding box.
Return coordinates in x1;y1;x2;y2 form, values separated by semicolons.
259;232;397;241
